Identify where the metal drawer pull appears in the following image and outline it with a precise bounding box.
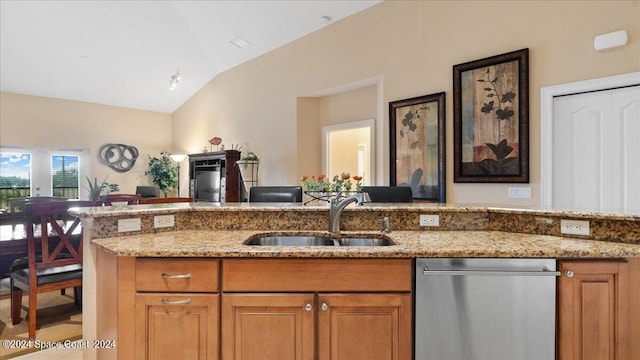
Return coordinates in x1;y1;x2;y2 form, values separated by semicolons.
305;304;313;312
321;303;329;311
162;297;192;305
161;272;192;279
565;270;574;278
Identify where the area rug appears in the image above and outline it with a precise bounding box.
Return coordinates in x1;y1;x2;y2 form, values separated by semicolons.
0;288;82;359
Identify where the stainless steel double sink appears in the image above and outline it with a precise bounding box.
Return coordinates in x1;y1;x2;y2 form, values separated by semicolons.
244;233;394;247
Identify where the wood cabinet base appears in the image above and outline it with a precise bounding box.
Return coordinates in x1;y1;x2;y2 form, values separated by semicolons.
558;260;632;360
136;293;219;360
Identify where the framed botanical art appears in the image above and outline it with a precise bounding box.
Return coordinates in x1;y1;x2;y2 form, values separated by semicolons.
453;48;529;183
389;92;446;201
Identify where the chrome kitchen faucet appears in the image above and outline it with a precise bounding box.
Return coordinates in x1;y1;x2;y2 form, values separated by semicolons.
328;191;368;233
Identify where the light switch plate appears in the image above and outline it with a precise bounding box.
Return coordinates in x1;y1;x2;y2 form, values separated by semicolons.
560;219;590;236
508;187;532;199
118;218;141;232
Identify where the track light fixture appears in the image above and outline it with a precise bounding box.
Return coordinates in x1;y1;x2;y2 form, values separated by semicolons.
169;68;181;90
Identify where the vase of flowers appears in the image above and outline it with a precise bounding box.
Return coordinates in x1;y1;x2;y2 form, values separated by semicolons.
300;173;363;203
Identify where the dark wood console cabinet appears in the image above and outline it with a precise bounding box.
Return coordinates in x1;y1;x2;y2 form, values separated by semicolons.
189;150;241;202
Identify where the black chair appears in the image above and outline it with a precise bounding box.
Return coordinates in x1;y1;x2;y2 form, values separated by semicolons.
10;200;98;339
361;186;413;203
249;186;303;203
135;186;161;198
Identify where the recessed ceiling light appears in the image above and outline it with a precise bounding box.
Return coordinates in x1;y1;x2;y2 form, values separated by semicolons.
229;35;250;49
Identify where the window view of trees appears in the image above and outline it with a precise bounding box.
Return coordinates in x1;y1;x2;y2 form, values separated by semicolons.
51;155;79;199
0;152;31;210
0;152;80;210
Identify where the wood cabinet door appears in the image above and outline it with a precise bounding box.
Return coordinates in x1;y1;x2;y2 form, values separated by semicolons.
558;260;629;360
221;294;315;360
135;293;219;360
317;293;412;360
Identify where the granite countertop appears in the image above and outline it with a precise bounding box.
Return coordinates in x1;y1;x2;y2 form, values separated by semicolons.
91;229;640;259
75;202;640;220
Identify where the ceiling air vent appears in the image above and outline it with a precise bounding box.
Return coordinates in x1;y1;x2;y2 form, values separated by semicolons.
229;35;250;49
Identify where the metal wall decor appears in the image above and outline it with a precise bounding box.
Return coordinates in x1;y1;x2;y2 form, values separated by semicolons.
99;143;139;172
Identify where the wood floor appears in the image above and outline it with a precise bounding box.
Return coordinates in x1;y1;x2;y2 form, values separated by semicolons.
0;279;82;359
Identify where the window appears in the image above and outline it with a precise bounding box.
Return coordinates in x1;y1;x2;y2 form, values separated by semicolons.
0;151;31;209
51;154;80;199
0;147;89;209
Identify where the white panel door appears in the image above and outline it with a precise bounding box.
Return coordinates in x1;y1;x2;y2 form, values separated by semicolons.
617;88;640;212
552;85;640;212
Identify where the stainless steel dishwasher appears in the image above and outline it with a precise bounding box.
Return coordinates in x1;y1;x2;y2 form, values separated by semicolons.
415;258;560;360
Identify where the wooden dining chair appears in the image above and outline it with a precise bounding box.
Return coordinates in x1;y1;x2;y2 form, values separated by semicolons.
10;200;98;339
8;196;67;229
99;194;141;205
138;197;192;204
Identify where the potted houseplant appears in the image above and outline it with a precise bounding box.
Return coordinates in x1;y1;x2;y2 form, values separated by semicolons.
85;176;119;201
145;152;177;197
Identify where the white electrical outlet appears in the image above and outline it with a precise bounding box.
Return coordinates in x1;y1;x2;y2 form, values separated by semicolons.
508;187;532;199
419;214;439;227
560;219;590;236
118;218;141;232
154;214;175;228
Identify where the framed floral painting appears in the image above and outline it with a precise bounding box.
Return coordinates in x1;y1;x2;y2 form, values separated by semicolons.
453;48;529;183
389;92;446;201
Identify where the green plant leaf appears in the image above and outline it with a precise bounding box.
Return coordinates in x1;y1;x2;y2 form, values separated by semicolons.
85;176;107;201
146;152;178;196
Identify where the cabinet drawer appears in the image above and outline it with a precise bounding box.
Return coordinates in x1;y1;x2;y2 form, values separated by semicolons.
136;258;219;292
222;259;412;292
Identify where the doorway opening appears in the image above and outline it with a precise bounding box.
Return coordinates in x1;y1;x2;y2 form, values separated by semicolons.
322;119;374;185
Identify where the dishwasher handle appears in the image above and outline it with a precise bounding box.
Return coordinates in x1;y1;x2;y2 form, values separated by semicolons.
421;268;561;276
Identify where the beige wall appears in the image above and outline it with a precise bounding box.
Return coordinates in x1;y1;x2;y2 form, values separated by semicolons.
0;92;173;195
173;0;639;205
296;97;322;183
319;85;377;127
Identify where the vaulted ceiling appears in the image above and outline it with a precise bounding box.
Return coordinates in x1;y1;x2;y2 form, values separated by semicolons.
0;1;380;113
